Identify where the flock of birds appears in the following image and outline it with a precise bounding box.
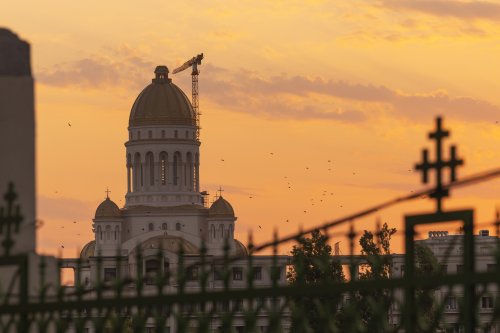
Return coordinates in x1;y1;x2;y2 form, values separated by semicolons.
52;119;500;250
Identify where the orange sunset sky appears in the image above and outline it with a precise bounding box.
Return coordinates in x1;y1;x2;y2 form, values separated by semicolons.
2;0;499;257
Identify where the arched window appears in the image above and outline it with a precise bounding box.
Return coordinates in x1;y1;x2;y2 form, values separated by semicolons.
160;152;168;185
162;223;167;230
97;226;102;241
115;226;119;240
229;224;233;239
194;153;200;192
138;131;141;140
133;153;141;191
145;259;160;284
185;131;188;139
211;225;216;239
106;225;111;240
219;224;224;238
161;130;165;138
176;223;181;231
173;152;182;186
146;152;154;186
148;130;152;139
174;130;178;138
148;223;154;231
127;154;132;193
186;153;193;190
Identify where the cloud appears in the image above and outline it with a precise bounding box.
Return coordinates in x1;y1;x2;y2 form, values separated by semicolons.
36;56;500;123
37;46;155;90
379;0;500;20
196;65;499;123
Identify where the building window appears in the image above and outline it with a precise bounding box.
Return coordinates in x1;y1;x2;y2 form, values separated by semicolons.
176;223;181;231
104;268;117;282
255;298;265;309
445;296;457;311
482;296;494;309
487;264;497;272
148;223;154;231
219;224;224;238
271;267;282;280
233;267;243;281
440;264;448;274
147;152;154;186
233;299;243;312
161;130;165;138
253;267;262;280
97;226;102;241
211;225;216;239
105;225;111;240
214;266;224;281
148;130;152;139
145;259;160;284
173;152;181;185
114;226;119;240
160;152;167;185
137;131;141;140
185;131;188;139
174;130;178;138
457;265;464;274
218;300;230;312
162;223;168;230
187;266;199;281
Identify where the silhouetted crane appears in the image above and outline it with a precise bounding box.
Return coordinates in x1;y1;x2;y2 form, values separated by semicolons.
173;53;204;140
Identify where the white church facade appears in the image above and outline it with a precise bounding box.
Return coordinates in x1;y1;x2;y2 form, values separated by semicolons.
61;66;289;332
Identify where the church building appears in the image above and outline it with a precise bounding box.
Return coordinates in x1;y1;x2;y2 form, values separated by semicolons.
62;65;289;332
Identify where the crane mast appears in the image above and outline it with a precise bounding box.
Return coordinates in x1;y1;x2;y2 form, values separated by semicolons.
173;53;204;140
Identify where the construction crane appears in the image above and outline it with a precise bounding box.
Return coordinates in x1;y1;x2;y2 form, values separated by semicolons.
172;53;204;140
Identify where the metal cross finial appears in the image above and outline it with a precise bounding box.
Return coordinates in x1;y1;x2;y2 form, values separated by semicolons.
217;186;224;198
105;187;111;199
415;117;464;212
0;183;23;256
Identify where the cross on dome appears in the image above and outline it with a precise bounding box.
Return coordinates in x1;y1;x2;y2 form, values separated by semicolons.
105;187;111;199
217;185;224;198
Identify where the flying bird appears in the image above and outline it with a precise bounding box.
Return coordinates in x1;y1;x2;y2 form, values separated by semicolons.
258;225;262;229
68;122;72;127
220;159;225;162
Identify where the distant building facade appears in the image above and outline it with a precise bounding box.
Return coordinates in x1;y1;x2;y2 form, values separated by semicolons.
390;230;499;333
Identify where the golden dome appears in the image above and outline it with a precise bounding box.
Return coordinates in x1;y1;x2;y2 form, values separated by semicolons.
209;196;235;217
80;240;95;259
95;197;121;218
129;66;195;127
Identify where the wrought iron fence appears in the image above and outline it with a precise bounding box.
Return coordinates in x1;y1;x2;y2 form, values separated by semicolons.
1;117;500;333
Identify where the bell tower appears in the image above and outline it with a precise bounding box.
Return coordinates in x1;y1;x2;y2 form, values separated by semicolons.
125;66;201;207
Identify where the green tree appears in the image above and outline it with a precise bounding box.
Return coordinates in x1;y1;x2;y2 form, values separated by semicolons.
356;222;397;331
414;243;441;332
288;229;345;332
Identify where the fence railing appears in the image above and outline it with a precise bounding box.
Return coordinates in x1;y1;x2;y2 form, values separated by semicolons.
1;117;500;333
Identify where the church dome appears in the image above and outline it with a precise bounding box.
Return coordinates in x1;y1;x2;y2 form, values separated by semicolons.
95;197;121;218
209;196;235;217
129;66;195;127
80;240;95;259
